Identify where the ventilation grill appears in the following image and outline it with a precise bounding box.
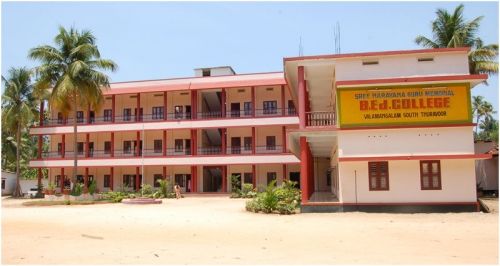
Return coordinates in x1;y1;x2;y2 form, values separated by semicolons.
105;97;112;100
418;57;434;62
362;60;379;65
237;89;245;93
180;92;189;96
130;95;137;99
266;87;274;91
153;94;164;97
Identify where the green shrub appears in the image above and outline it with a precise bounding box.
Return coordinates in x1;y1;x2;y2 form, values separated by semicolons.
71;183;84;196
140;184;153;195
241;183;256;198
101;191;130;203
244;179;300;215
88;180;97;195
231;174;241;193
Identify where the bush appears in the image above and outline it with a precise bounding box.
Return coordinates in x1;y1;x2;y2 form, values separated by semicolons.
241;183;256;198
140;184;153;195
71;183;84;196
88;180;97;195
101;191;130;203
244;179;300;215
156;179;172;198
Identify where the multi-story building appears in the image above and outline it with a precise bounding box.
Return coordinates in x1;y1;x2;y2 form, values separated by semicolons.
30;47;491;212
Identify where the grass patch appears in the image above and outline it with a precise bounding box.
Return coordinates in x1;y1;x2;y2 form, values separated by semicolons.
22;200;115;207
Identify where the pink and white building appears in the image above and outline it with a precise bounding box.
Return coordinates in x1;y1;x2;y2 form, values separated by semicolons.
30;47;491;212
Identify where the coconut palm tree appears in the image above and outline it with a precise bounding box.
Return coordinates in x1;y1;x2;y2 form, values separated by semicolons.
29;26;117;189
472;95;485;134
1;67;38;197
415;4;498;75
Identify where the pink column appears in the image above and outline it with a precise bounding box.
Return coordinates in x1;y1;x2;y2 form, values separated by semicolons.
60;168;65;193
136;131;140;157
282;126;287;153
252;165;256;188
85;133;90;158
251;86;256;117
110;167;114;191
164;92;168;121
111;132;115;157
221;128;226;154
221;88;226;117
163;130;167;156
61;134;65;158
222;166;227;193
136;93;141;121
252;127;256;154
84;167;89;193
135;166;140;192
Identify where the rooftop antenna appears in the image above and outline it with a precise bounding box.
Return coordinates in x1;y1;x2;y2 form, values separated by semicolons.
299;36;304;56
333;22;341;54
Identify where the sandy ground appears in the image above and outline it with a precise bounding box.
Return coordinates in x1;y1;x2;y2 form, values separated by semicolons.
2;196;498;265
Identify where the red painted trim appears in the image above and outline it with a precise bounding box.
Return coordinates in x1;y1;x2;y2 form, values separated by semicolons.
163;130;167;156
136;93;141;122
38;135;43;159
111;132;115;157
61;134;65;158
336;74;488;87
85;133;90;158
222;165;227;192
111;95;115;123
339;153;492;162
252;127;256;154
110;166;114;191
135;166;140;192
298;66;306;129
300;137;309;203
281;85;285;116
60;168;64;192
284;47;471;62
251;86;256;117
339;123;475;131
252;164;256;188
136;131;140;156
221;88;226;117
163;92;168;121
301;201;478;206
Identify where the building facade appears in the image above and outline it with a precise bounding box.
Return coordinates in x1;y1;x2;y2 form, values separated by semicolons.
29;47;491;212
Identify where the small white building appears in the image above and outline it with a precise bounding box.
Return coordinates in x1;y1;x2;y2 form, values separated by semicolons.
1;171;16;195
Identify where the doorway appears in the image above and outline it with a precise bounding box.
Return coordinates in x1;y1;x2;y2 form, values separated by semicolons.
203;166;222;192
230;103;240;117
174;174;192;193
289;172;300;188
231;137;241;154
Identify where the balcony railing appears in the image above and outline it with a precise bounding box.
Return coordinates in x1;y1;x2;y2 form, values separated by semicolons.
306;111;336;127
40;145;286;159
38;108;298;127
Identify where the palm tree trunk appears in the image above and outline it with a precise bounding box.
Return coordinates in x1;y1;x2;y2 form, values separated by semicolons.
73;91;78;189
13;123;22;197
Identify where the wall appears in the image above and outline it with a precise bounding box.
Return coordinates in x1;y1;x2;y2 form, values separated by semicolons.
334;52;470;81
338;159;477;203
338;127;474;157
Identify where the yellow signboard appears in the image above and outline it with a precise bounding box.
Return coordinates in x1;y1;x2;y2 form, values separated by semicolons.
337;84;472;128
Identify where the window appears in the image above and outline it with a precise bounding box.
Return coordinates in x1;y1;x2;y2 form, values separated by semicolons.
104;109;112;121
152;106;164;120
88;142;94;157
243;173;253;184
104;175;111;188
77;142;84;155
263;101;277;114
123;175;134;188
174;106;183;119
1;179;5;189
57;143;63;155
244;137;252;151
368;161;389;191
288;100;296;115
123;108;132;121
244;102;252;116
104;141;111;154
267;172;277;185
76;175;84;184
76;111;84;123
175;174;185;187
123;141;132;154
175;139;183;152
420;160;441;190
89;111;95;123
202;69;211;77
154;140;162;153
266;136;276;150
154;174;163;187
57;112;64;124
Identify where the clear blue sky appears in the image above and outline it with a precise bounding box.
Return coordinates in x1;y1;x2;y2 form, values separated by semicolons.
2;1;498;114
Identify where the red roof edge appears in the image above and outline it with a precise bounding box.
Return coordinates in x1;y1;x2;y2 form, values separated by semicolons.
284;47;470;62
